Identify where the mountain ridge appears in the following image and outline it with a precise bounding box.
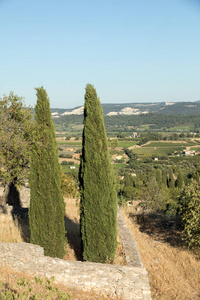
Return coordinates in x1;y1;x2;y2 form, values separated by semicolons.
51;101;200;118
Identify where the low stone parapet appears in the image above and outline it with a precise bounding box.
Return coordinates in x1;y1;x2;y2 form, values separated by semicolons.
117;208;143;268
0;242;151;299
0;204;152;299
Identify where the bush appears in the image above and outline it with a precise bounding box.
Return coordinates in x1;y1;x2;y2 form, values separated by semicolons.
114;159;123;163
75;148;82;154
61;161;74;165
61;173;78;198
178;180;200;250
59;153;73;158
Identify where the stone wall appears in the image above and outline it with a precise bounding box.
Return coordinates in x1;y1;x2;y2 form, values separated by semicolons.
0;206;151;299
0;185;30;208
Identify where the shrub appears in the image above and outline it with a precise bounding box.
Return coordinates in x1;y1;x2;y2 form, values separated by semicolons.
59;153;73;158
75;148;82;154
178;180;200;250
61;173;78;198
61;161;74;165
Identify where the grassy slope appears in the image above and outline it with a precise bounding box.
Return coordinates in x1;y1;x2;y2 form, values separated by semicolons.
121;207;200;300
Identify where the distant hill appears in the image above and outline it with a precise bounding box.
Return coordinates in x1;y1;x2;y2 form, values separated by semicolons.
51;101;200;118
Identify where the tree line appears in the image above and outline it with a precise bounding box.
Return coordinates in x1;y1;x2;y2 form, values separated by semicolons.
0;85;117;262
53;110;200;133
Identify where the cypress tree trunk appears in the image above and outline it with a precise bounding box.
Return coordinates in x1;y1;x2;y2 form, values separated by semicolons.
29;87;66;258
79;84;118;263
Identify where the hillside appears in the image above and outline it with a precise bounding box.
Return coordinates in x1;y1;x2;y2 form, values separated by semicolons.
51;101;200;118
52;101;200;133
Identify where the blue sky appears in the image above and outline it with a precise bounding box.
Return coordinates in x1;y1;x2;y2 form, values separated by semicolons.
0;0;200;108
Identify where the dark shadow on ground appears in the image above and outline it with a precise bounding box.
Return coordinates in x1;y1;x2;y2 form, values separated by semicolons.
6;183;21;207
11;206;30;242
0;204;7;214
64;215;82;261
128;212;185;248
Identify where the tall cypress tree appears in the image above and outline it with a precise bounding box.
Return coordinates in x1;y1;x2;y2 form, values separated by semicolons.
176;170;184;189
168;168;175;189
79;84;117;263
162;168;168;186
29;87;66;258
155;169;162;184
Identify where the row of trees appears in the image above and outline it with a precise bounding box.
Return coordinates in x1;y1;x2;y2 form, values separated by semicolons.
0;85;118;262
104;113;200;132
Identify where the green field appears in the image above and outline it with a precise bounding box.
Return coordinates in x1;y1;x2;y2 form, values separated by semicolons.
61;163;79;173
132;147;172;156
191;146;200;151
167;125;193;131
58;142;82;147
113;163;126;169
131;145;185;156
117;141;138;148
142;141;195;148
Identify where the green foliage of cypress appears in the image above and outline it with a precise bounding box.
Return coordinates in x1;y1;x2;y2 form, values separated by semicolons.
155;169;162;184
79;84;117;263
162;169;168;186
168;168;175;189
176;170;184;189
29;87;66;258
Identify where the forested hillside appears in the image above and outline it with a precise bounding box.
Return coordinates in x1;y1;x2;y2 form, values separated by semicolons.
51;100;200;117
104;113;200;132
53;112;200;133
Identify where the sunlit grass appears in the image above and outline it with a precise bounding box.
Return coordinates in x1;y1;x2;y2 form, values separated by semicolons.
117;141;138;148
121;207;200;300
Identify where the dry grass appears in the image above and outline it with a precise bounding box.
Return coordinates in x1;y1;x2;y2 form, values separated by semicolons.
64;197;82;260
0;214;26;243
112;235;127;266
121;207;200;300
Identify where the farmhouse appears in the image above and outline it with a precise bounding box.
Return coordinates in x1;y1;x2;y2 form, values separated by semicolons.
182;150;196;156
